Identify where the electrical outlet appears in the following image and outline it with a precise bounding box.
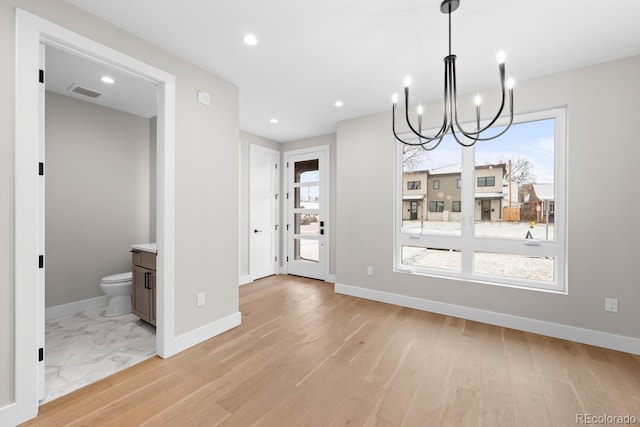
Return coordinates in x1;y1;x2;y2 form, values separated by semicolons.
367;266;373;276
605;298;618;313
197;292;206;307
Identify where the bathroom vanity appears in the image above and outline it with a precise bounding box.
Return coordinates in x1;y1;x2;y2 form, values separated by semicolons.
131;243;157;326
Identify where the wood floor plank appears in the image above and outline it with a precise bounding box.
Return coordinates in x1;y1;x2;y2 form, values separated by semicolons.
23;275;640;427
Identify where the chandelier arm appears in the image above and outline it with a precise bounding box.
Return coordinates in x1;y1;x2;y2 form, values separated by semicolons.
403;87;448;142
392;104;431;146
450;127;478;147
452;82;514;142
419;132;448;151
452;61;509;139
447;56;476;146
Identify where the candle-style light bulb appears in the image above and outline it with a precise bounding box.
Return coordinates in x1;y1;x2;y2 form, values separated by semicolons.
474;94;482;106
417;104;424;115
496;51;506;64
404;75;411;88
392;93;399;104
506;78;515;90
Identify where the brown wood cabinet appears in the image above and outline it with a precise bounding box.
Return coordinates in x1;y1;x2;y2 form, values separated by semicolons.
131;250;156;326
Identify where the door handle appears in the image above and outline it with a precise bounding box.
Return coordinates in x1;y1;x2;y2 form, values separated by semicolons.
254;229;262;233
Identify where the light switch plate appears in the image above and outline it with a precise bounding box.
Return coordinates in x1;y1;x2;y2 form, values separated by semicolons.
197;90;210;106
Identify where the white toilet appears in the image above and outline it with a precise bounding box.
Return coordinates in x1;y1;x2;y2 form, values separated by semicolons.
100;272;133;317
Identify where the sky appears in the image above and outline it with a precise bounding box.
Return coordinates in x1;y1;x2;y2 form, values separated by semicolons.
403;118;556;184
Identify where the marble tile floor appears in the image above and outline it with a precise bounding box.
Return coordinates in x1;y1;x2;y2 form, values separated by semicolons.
44;307;156;403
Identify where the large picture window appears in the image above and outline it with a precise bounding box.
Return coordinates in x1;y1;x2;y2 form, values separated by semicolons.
396;108;566;292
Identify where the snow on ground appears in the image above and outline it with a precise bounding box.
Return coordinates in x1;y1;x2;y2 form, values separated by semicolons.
401;221;555;282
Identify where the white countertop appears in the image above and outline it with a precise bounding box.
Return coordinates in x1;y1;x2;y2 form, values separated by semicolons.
131;243;157;254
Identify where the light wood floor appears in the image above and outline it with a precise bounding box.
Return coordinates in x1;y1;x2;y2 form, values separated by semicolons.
23;275;640;426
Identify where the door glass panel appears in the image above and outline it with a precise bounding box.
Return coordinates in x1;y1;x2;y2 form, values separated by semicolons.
294;186;319;208
294;238;319;263
474;252;555;282
294;213;320;235
401;246;461;271
295;159;319;183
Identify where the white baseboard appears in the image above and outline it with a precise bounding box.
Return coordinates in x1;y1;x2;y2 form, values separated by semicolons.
0;402;16;427
325;274;336;283
335;282;640;355
239;275;253;286
45;295;109;320
171;311;241;356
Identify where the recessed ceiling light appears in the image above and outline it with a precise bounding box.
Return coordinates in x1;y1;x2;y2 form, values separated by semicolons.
101;76;115;84
242;33;258;46
334;100;344;107
270;118;278;124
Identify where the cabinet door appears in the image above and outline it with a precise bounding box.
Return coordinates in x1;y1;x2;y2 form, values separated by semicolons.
132;265;151;323
149;271;156;327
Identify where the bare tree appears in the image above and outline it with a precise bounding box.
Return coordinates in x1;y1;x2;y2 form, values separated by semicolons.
402;144;425;171
499;156;536;186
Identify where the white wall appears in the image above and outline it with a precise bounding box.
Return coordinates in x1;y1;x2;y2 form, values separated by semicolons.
45;91;152;308
336;55;640;342
1;0;239;408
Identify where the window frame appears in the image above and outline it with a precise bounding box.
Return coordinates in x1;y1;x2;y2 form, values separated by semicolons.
429;201;444;212
477;176;495;187
394;107;567;293
407;180;421;190
433;179;440;190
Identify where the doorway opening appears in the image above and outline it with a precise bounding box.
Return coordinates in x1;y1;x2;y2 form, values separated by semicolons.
42;44;159;403
15;9;176;423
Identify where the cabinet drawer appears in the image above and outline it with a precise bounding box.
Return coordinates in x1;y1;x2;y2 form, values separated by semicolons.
132;250;156;270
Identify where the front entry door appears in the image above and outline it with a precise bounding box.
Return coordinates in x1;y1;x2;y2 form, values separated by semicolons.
410;201;418;220
481;199;491;220
286;148;327;280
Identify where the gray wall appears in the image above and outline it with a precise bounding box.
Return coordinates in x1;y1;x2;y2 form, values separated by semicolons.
336;55;640;339
1;0;239;406
45;91;152;308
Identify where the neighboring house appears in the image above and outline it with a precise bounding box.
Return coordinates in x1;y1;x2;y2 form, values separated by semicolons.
523;183;555;223
474;164;506;221
402;171;427;221
426;164;463;222
402;163;506;222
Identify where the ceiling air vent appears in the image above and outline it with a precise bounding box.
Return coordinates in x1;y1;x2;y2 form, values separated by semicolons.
67;83;103;98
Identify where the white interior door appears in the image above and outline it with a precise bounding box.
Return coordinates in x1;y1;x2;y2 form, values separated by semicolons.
249;145;279;280
286;147;327;280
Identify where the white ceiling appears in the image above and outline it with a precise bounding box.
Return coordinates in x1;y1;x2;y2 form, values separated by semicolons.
46;45;158;118
64;0;640;142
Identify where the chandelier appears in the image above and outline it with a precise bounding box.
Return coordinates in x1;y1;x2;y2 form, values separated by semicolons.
392;0;514;150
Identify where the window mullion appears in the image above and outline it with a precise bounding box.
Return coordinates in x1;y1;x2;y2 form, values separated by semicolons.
460;145;475;274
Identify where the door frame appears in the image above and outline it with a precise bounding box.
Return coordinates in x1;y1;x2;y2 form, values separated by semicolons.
284;145;330;281
14;10;176;424
249;144;280;280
